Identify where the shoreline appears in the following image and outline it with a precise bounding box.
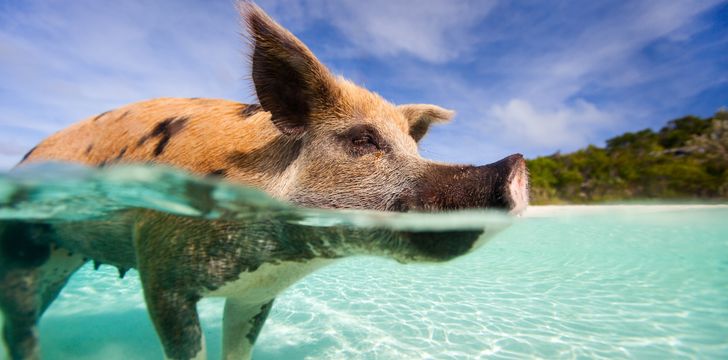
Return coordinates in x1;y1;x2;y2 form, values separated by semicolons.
522;204;728;217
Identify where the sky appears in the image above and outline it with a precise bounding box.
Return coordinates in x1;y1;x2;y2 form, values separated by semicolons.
0;0;726;169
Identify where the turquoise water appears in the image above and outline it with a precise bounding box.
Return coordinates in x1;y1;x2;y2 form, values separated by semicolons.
2;165;728;359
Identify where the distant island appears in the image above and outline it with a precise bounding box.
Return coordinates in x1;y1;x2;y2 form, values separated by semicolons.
526;110;728;204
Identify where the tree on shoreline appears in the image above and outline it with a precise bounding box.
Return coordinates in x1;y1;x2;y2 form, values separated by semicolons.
527;110;728;204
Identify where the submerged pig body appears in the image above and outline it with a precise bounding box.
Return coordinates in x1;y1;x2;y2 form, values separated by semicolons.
1;3;528;360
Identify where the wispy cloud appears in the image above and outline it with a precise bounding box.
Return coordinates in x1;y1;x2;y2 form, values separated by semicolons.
259;0;496;63
0;0;256;168
473;0;726;156
322;0;496;63
485;0;724;102
488;99;615;153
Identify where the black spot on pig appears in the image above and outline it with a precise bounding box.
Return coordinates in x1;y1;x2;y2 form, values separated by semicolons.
137;117;189;156
93;111;111;122
118;111;130;121
20;146;37;162
114;146;128;161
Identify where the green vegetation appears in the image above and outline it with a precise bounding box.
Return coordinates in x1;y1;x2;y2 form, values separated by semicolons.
527;110;728;204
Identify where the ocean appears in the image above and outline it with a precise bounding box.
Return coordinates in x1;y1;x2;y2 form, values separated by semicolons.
1;164;726;359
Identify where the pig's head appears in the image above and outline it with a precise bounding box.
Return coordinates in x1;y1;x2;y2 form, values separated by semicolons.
242;4;528;261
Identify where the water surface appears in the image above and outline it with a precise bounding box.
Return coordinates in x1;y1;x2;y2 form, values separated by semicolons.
1;164;726;359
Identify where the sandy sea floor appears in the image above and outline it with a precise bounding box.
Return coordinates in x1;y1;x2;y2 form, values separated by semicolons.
1;204;727;359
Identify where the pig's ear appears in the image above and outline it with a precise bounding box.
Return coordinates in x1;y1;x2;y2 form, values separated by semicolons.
398;104;455;142
241;2;337;136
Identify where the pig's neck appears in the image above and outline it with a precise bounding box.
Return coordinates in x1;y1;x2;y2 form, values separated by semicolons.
264;160;301;201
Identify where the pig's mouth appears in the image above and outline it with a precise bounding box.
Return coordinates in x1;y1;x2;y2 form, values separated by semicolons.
385;154;529;263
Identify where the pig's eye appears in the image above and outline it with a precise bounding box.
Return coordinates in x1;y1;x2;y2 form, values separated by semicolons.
341;125;385;156
352;135;378;152
351;135;380;156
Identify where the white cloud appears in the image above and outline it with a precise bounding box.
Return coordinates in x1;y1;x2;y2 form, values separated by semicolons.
497;0;724;106
487;99;615;154
0;0;248;117
327;0;496;62
0;0;252;169
260;0;497;63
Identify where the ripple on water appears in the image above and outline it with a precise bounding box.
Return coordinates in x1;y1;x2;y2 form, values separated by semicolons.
5;208;724;359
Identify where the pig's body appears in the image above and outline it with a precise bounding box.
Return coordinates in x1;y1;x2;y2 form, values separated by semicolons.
0;3;528;360
24;98;294;194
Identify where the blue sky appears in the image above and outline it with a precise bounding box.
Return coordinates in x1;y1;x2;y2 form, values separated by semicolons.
0;0;726;169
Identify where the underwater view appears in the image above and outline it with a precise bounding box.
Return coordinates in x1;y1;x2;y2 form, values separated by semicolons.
0;164;726;359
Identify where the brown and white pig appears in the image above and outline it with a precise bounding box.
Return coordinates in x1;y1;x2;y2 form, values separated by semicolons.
0;3;528;360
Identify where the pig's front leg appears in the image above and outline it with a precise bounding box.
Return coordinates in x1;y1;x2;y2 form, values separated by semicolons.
133;214;210;360
137;254;207;360
222;297;274;360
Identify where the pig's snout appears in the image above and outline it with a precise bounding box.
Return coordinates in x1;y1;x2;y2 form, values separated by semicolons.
398;153;529;214
482;153;529;215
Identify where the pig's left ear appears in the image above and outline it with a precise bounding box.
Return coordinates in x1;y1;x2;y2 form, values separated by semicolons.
398;104;455;142
241;2;338;136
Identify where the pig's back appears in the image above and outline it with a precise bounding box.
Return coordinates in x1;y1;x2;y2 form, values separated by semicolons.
19;98;283;182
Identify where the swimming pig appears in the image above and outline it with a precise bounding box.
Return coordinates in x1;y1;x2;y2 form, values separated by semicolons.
0;2;528;360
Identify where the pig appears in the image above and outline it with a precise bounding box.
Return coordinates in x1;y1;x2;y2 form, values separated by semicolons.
0;2;529;360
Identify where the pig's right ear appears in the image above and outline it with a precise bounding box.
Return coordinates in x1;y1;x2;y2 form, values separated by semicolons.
398;104;455;142
241;3;338;136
